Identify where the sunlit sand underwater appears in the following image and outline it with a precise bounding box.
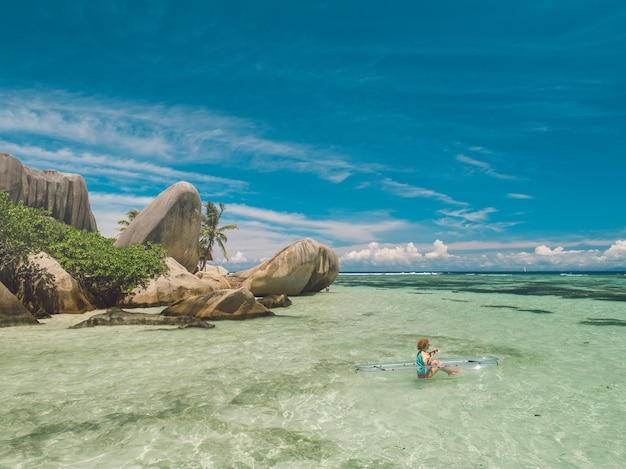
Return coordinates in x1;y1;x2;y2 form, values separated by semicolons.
1;273;624;468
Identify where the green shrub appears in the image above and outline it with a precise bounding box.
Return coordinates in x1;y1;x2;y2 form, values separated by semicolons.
0;191;168;306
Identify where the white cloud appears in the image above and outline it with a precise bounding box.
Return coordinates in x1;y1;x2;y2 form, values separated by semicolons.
605;239;626;258
341;242;419;265
425;239;453;259
340;240;456;266
215;251;248;264
534;245;587;257
471;243;609;270
230;251;248;263
535;245;564;256
336;238;625;272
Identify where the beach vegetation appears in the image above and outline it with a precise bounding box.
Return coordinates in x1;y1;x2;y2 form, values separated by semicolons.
198;201;239;270
116;208;141;232
0;191;168;306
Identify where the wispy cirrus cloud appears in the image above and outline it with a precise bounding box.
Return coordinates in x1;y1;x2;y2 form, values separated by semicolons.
0;89;401;243
507;193;534;199
380;178;467;205
0;89;360;184
88;192;160;237
435;207;521;233
0;95;174;157
439;207;498;223
228;203;408;244
0;140;246;192
457;154;517;180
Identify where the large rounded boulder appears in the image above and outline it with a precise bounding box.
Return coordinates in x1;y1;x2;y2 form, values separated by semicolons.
228;238;339;296
114;182;201;272
162;287;273;320
119;257;218;307
16;252;95;314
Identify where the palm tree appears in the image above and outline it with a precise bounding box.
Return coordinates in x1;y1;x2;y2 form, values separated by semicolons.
198;201;239;270
115;208;141;232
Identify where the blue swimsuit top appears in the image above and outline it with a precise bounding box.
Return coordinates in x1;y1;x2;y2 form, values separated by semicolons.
416;351;429;375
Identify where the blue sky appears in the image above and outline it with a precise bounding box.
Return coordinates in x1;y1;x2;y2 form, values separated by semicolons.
2;1;626;271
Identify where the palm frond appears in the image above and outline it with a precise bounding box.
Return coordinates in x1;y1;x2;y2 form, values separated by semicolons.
198;201;239;268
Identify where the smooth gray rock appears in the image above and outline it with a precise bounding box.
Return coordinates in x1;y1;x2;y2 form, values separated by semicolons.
114;182;201;272
0;152;97;231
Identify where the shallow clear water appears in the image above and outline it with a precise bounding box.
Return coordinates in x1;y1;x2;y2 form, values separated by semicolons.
1;274;624;468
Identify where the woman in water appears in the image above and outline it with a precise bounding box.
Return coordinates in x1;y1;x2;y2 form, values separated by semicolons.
416;338;461;378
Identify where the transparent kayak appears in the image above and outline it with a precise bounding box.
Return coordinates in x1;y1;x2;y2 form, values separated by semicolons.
355;356;499;372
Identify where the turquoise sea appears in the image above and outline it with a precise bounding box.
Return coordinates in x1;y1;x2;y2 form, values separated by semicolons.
1;273;625;468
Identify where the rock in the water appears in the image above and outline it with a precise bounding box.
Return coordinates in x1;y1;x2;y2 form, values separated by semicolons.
301;242;341;293
0;282;39;327
0;152;97;231
258;294;292;308
229;238;339;296
70;308;214;329
119;257;216;307
114;181;201;272
162;287;274;320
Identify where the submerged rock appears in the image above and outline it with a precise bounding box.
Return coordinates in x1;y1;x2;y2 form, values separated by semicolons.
69;308;215;329
258;294;292;308
162;287;273;320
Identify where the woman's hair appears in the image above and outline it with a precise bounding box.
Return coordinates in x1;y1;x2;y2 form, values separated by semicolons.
417;338;429;351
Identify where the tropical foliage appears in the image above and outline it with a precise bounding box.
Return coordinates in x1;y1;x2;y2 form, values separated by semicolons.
116;208;141;232
0;191;168;306
198;201;239;270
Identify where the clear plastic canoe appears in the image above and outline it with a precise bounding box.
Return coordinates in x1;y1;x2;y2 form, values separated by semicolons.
355;356;499;372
